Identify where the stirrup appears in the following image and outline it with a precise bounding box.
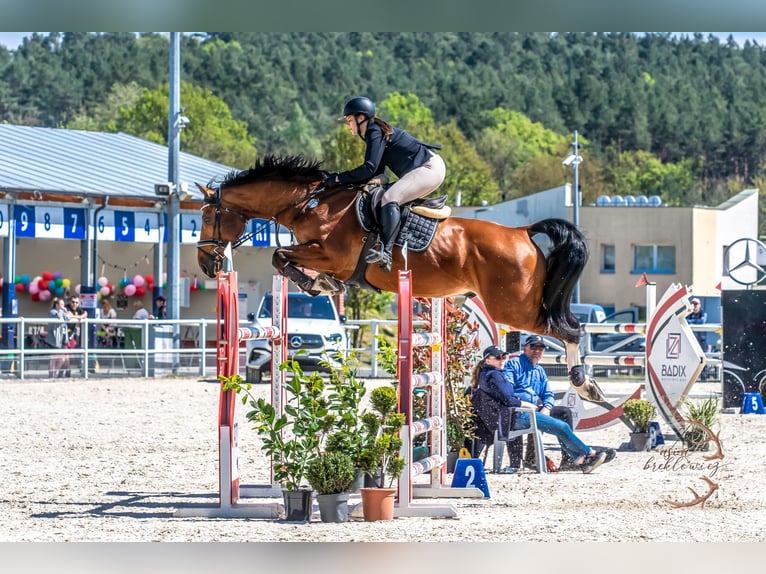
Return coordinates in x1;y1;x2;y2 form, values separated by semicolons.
365;245;386;263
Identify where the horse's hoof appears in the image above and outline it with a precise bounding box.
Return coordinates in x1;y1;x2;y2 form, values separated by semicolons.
569;365;586;387
573;376;607;403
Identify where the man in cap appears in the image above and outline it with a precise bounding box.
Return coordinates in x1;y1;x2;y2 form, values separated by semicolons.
687;297;708;350
504;334;616;470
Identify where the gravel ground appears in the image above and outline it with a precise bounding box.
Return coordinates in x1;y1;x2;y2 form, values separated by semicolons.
1;376;764;548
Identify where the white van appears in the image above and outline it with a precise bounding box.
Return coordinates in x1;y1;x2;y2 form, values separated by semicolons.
245;292;348;383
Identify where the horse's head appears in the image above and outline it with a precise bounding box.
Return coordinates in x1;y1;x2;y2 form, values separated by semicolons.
196;183;250;277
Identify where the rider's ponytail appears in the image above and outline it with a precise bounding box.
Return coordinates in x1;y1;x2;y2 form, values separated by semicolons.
373;117;394;140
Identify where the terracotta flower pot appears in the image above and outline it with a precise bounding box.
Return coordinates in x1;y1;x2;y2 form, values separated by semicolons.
360;487;396;522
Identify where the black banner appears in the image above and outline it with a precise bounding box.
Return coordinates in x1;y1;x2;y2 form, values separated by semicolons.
722;290;766;409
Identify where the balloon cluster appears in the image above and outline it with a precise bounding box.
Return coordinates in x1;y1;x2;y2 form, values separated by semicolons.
189;275;207;292
119;274;155;298
96;276;116;298
14;271;72;302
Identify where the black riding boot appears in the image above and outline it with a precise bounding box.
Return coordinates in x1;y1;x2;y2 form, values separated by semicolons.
366;202;401;272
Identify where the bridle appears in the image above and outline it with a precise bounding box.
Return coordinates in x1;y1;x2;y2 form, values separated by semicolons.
196;181;333;268
196;187;252;267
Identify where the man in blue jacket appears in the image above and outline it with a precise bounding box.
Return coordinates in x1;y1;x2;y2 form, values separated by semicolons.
504;335;616;470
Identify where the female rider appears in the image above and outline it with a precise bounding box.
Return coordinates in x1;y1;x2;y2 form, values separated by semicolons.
323;96;446;272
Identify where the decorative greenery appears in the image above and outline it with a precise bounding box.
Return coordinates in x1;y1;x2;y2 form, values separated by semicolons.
220;359;335;491
374;333;399;378
682;396;720;450
411;298;480;452
622;398;656;433
358;385;406;488
306;451;356;495
321;351;368;467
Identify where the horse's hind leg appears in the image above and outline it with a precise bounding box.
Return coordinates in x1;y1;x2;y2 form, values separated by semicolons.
564;340;607;402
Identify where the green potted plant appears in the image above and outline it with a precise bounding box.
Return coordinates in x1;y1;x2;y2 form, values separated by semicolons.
322;350;369;491
358;384;406;521
682;396;720;451
306;451;356;523
622;398;656;451
221;359;335;522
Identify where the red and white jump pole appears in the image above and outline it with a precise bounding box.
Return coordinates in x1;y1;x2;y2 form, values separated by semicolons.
394;270;483;518
176;263;287;518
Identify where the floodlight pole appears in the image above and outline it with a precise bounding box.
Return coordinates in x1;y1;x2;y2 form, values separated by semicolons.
166;31;182;373
572;130;580;304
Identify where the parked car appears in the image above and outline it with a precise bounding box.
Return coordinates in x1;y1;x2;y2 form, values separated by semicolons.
245;292;348;384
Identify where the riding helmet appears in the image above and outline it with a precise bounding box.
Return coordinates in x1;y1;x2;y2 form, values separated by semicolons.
342;96;376;119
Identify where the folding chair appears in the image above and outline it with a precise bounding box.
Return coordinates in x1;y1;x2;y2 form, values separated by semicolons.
492;407;547;474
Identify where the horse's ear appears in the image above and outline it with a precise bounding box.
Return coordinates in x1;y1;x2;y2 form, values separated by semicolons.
196;183;216;198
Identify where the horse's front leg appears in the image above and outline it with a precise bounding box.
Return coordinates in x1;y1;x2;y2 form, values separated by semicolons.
271;243;344;295
564;340;607;403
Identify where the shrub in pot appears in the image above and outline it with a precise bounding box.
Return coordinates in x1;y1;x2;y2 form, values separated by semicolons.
358;385;406;521
306;451;356;522
220;360;335;521
322;351;368;490
622;398;656;451
681;396;720;451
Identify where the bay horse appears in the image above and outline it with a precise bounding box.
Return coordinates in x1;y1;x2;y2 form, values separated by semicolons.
196;155;604;401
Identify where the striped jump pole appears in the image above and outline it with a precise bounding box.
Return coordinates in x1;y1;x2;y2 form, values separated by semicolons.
394;270;483;517
175;268;287;518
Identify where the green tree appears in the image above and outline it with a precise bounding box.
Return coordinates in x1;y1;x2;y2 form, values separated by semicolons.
115;81;257;167
65;81;144;131
601;148;697;205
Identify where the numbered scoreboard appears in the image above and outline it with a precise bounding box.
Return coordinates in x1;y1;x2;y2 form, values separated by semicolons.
0;204;271;246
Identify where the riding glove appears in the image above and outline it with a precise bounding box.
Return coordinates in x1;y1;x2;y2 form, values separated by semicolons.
323;173;340;187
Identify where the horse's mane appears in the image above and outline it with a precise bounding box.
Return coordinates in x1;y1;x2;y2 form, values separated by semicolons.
218;155;326;188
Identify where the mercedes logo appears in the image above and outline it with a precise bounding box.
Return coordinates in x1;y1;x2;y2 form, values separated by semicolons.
289;335;303;349
724;237;766;286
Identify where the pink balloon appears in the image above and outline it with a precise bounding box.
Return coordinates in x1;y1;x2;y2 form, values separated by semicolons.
100;286;110;296
133;274;145;287
28;282;40;295
124;284;137;296
39;289;52;301
75;284;81;294
98;276;109;287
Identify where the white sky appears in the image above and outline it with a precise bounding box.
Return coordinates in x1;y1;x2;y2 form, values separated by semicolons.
2;32;766;50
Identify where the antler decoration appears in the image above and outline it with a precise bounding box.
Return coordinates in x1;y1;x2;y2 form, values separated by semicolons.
665;476;719;509
684;421;724;461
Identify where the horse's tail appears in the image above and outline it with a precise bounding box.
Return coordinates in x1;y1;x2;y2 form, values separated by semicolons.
528;218;588;343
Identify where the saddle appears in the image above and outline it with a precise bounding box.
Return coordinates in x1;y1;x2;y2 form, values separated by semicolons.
344;184;450;292
355;185;450;253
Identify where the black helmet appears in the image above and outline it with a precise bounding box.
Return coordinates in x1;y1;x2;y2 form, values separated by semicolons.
342;96;375;119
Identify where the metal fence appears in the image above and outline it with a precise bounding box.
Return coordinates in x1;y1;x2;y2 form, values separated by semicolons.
0;316;226;380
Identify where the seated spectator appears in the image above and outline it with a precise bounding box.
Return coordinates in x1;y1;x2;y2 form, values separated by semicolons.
473;344;611;474
505;335;616;470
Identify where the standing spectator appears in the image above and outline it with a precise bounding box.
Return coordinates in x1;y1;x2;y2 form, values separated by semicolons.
65;296;88;347
153;295;167;319
132;300;153;320
100;299;118;347
687;297;708;351
43;297;73;377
